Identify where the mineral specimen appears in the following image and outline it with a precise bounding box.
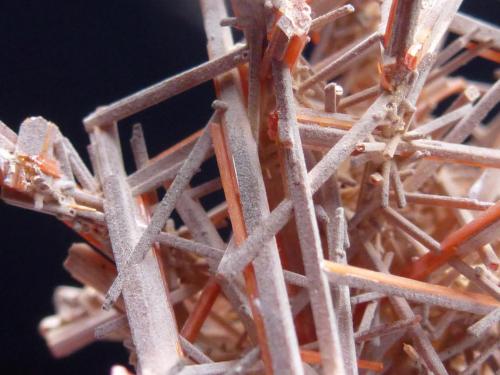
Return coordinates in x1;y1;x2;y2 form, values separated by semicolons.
1;0;499;374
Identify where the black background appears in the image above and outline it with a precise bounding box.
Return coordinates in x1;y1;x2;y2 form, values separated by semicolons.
0;1;497;374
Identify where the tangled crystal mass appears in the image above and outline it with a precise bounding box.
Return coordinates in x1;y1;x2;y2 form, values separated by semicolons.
1;0;499;374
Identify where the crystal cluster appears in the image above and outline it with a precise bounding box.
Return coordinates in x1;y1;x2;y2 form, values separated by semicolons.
1;0;499;374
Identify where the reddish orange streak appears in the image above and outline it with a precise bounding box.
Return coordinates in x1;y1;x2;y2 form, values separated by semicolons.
300;350;384;372
403;200;500;280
